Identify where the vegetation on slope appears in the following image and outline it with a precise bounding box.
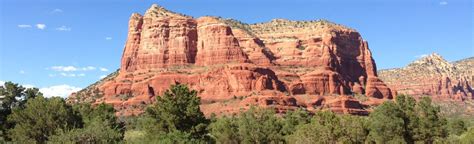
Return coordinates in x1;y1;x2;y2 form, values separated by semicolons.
1;81;474;143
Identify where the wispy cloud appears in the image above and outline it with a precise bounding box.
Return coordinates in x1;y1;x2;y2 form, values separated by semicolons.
56;26;71;31
49;66;99;72
51;9;63;13
50;66;78;72
81;66;96;71
105;37;112;40
48;66;107;78
60;73;75;77
19;70;26;74
99;75;107;79
99;67;109;72
59;73;85;77
39;84;81;98
439;1;448;5
18;24;32;28
36;24;46;30
415;54;428;58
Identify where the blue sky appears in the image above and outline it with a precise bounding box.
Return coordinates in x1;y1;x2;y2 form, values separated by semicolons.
0;0;472;97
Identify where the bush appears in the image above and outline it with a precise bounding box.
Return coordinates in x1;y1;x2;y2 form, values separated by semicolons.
140;84;209;141
0;82;42;141
7;96;81;143
367;95;448;143
208;116;240;143
49;103;124;143
459;127;474;143
237;108;284;143
48;119;123;143
287;111;368;144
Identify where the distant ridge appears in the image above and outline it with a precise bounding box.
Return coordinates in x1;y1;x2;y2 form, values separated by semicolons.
378;53;474;101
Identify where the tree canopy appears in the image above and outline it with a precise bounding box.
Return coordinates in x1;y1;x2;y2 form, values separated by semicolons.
2;81;474;143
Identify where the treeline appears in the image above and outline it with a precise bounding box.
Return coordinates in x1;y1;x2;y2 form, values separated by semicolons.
1;81;474;143
0;82;123;143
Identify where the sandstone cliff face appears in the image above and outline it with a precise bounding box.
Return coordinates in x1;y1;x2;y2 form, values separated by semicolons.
378;53;474;101
121;6;198;71
453;57;474;85
69;4;393;116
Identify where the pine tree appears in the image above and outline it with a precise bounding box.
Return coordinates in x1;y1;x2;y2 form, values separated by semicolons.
143;84;209;141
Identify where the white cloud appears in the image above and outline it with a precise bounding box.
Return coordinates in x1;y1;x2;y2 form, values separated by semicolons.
0;81;80;98
82;66;96;71
36;24;46;30
105;37;112;40
415;54;428;58
18;24;32;28
40;85;81;98
56;26;71;31
48;66;105;77
19;70;26;74
99;67;109;72
439;1;448;5
51;66;78;72
99;75;107;79
52;9;63;13
23;84;36;89
58;73;85;77
49;66;99;72
60;73;73;77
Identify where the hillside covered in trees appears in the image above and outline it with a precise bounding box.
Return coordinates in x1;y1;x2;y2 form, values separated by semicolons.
1;81;474;143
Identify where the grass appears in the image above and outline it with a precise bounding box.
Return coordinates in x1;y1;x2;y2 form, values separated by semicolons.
353;94;369;102
124;130;146;143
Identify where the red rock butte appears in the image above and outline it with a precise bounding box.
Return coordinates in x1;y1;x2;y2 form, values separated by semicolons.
68;4;395;116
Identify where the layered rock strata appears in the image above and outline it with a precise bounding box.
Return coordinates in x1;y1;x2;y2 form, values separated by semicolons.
379;53;474;101
69;4;393;116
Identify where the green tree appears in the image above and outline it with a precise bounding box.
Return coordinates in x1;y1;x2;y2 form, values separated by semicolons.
75;103;123;131
368;95;448;143
49;103;124;143
447;119;467;136
143;84;209;141
287;111;369;144
237;107;284;143
338;115;369;143
48;119;123;143
0;82;26;111
22;88;42;105
281;108;311;136
368;101;406;143
0;82;25;141
395;94;418;142
0;82;43;142
208;116;240;143
412;97;447;143
7;96;81;143
287;111;344;144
